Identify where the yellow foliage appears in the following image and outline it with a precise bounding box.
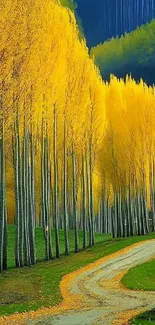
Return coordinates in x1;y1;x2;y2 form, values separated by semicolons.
0;0;106;221
98;76;155;206
1;0;155;219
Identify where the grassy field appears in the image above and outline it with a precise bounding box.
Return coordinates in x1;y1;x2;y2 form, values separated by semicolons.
130;310;155;325
0;226;155;316
122;258;155;291
7;225;109;269
122;251;155;324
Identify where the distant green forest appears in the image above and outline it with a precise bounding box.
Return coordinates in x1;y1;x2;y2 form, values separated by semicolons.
91;20;155;85
76;0;155;48
60;1;155;85
59;0;77;10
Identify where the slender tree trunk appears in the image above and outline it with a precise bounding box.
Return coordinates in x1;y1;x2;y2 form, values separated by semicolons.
89;136;95;245
72;143;79;253
30;134;36;227
13;123;20;267
118;189;123;237
86;154;92;246
82;152;87;249
0;95;7;271
114;193;118;238
126;188;131;237
28;134;36;264
63;121;69;255
129;183;134;236
13;99;24;268
137;192;142;235
41;119;52;261
111;204;115;238
53;107;60;258
23;129;31;265
101;189;105;234
99;198;103;234
150;160;155;231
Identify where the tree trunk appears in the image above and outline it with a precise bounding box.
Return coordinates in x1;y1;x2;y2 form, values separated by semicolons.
0;95;7;271
89;137;95;245
72;143;79;253
53;107;60;258
82;152;87;249
63;121;69;255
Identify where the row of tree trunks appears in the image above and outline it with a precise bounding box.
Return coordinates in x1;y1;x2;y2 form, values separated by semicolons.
111;186;150;238
0;95;7;271
1;103;155;271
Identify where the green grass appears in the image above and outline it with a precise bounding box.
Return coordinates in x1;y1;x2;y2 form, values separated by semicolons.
0;226;154;317
122;244;155;324
122;259;155;291
130;310;155;325
7;225;109;269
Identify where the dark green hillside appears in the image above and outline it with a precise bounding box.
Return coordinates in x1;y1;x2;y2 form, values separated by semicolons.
91;20;155;85
76;0;155;47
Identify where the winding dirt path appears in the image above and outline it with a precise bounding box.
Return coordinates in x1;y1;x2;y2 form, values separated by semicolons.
1;239;155;325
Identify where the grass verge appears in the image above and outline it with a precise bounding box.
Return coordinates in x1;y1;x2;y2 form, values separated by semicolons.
122;246;155;324
0;226;154;316
130;309;155;325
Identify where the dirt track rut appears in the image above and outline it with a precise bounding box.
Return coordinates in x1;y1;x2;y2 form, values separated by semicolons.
26;240;155;325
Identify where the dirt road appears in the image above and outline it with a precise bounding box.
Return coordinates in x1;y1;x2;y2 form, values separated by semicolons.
25;240;155;325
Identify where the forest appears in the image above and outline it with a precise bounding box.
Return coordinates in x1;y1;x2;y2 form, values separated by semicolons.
0;0;155;273
91;19;155;85
59;0;77;10
61;0;155;85
76;0;155;47
1;1;155;325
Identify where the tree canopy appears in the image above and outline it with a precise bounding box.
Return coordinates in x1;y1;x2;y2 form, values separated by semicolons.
77;0;155;47
59;0;77;11
91;19;155;85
